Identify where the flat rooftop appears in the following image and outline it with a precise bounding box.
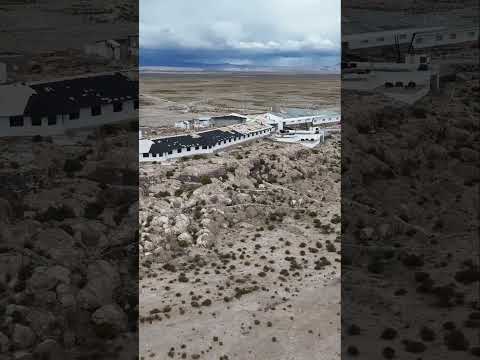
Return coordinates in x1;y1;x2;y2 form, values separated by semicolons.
146;122;271;154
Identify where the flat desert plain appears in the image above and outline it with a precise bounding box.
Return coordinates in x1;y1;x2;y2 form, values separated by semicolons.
140;72;340;129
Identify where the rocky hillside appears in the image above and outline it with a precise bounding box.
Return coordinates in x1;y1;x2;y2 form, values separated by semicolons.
139;136;342;359
0;124;139;359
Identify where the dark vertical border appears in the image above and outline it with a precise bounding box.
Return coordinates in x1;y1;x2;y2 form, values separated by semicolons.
342;1;479;358
0;1;138;359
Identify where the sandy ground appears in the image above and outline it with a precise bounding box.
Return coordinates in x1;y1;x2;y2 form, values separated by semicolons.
140;73;340;129
140;218;340;360
341;75;480;358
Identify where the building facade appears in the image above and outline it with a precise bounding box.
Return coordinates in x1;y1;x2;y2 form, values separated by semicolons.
0;72;138;137
140;124;273;162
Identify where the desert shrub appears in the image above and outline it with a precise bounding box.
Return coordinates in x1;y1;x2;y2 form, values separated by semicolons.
84;201;105;219
154;191;170;198
174;189;183;197
199;176;212;185
64;158;83;173
36;205;75;222
412;107;427;119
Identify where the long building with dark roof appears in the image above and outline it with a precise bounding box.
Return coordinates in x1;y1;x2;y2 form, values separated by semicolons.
0;72;138;136
139;123;273;162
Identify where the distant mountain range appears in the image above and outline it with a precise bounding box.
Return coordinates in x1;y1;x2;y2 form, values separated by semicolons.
140;62;340;74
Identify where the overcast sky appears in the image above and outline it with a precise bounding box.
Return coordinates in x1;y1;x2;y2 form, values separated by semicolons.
140;0;340;70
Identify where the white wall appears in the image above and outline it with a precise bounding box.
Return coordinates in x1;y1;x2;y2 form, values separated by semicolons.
140;127;273;162
0;100;137;137
345;27;478;50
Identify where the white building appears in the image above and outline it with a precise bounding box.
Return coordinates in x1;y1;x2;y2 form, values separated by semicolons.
272;128;326;148
84;40;121;61
343;26;478;51
0;72;138;137
258;111;341;131
140;123;273;162
175;113;249;130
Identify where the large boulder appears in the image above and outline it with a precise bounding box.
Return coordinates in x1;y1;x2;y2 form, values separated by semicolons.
12;324;36;350
27;265;70;292
33;229;83;267
77;261;120;310
34;339;64;359
91;304;127;339
172;214;189;234
0;332;10;353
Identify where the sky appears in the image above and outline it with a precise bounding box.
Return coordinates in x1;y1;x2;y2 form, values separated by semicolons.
140;0;340;71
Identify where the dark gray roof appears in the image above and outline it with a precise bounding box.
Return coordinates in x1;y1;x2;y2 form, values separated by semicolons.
149;128;254;154
210;115;246;121
24;72;138;117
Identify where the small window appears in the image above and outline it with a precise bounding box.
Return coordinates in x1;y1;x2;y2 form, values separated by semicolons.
449;33;456;39
468;31;475;37
142;153;148;158
361;39;369;44
202;145;207;149
152;153;157;157
134;100;139;109
168;150;173;155
187;147;191;152
113;102;123;112
415;37;423;43
31;116;42;126
177;148;181;153
195;146;200;150
436;34;443;41
376;37;384;42
9;116;24;127
69;112;80;120
48;115;57;125
91;105;101;116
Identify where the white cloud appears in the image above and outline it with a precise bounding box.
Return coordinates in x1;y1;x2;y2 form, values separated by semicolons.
140;0;340;53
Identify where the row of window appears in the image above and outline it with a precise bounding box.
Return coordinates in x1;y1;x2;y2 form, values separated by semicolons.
142;129;271;158
8;100;139;128
359;31;476;45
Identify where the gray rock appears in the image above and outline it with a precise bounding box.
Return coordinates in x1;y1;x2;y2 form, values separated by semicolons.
177;232;193;246
33;228;83;266
91;304;127;338
0;198;12;222
12;351;34;360
25;309;56;338
0;254;24;288
0;332;10;353
27;266;69;292
56;284;76;308
77;260;120;310
12;324;36;350
34;339;64;359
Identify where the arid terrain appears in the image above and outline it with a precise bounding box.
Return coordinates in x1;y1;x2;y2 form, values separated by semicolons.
139;73;341;359
0;124;139;360
140;73;340;130
342;72;480;358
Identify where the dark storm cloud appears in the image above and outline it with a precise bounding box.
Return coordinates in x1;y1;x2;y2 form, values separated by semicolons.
140;0;340;69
